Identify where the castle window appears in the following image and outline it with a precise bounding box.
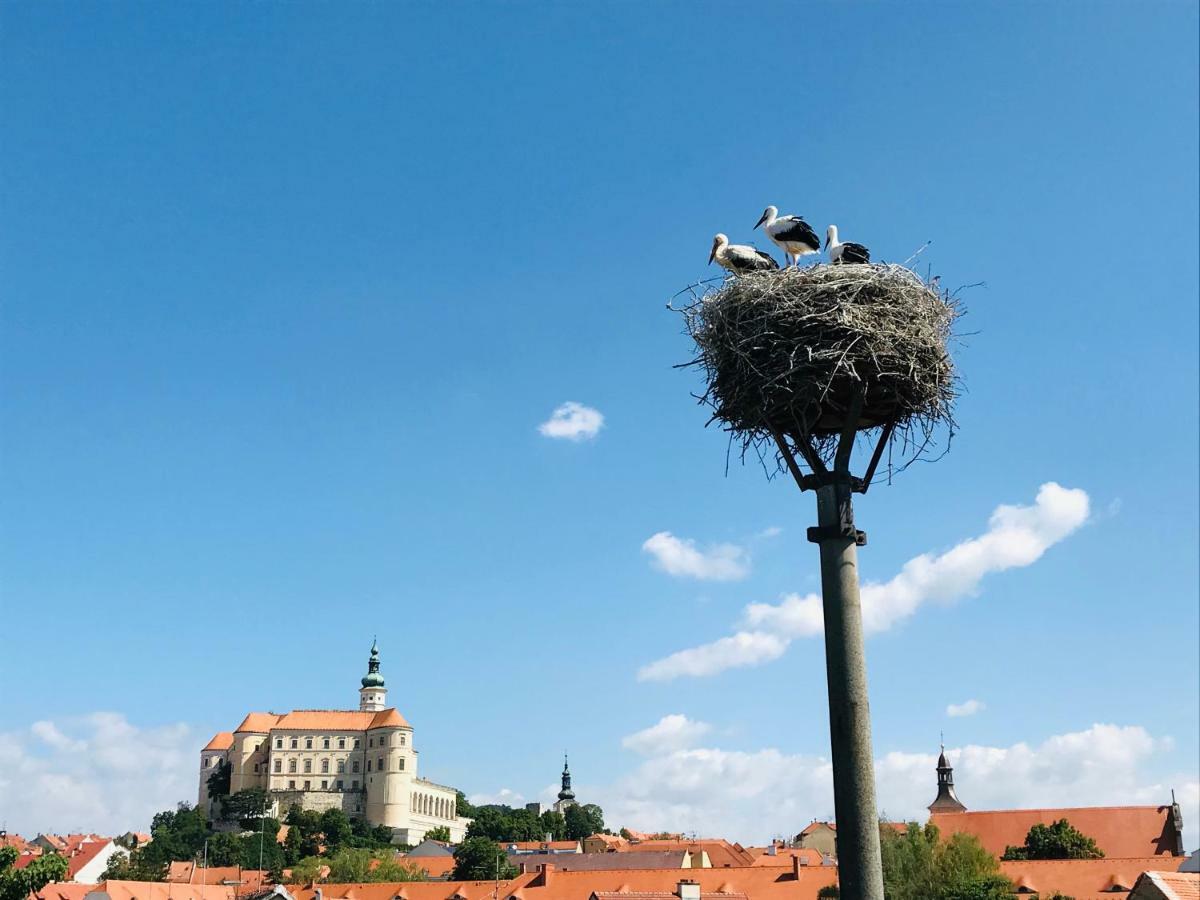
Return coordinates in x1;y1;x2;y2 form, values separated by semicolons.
304;780;311;789
378;756;384;771
337;780;344;790
352;761;360;773
288;759;297;773
400;735;406;747
352;780;359;790
369;738;374;748
305;737;313;750
399;758;405;771
288;780;295;789
274;760;282;773
367;760;372;772
290;738;298;749
337;760;345;774
276;738;283;749
338;738;345;750
303;759;312;774
321;780;328;789
321;759;330;774
353;738;360;749
323;738;330;750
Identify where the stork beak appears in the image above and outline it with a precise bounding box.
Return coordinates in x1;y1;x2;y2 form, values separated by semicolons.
823;237;829;250
753;213;767;230
708;248;716;265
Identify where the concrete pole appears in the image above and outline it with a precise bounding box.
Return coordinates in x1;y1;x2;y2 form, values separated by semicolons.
815;481;884;900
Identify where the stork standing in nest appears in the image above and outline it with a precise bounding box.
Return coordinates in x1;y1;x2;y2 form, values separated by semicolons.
825;224;871;264
754;205;821;267
709;233;779;274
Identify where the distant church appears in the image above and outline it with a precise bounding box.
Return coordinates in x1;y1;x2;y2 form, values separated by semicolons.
198;642;470;844
524;756;580;817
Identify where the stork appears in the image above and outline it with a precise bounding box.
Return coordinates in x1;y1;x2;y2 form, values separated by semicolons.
825;225;871;264
753;206;821;267
709;233;779;274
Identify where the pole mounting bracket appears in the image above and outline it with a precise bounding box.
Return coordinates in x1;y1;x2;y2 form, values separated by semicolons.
807;525;868;546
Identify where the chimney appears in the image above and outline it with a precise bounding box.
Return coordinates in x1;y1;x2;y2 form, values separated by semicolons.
545;833;553;844
791;857;801;880
538;864;554;886
677;881;700;900
767;844;777;856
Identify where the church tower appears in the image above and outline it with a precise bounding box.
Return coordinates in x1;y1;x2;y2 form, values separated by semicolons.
553;754;577;814
927;744;967;813
359;639;388;712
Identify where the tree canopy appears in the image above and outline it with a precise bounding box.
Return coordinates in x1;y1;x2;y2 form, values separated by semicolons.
564;805;605;842
1001;819;1104;861
1;847;68;900
452;837;518;881
880;822;1011;900
423;826;452;843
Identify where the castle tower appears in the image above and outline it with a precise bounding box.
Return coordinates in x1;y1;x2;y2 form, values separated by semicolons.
359;639;388;712
927;744;967;813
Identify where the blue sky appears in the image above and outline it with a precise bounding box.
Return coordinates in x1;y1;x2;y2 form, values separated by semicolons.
2;1;1197;844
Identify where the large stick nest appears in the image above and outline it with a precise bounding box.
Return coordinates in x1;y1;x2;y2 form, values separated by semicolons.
679;263;961;470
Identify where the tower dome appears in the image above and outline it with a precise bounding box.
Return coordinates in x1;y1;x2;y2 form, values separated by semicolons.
927;743;967;813
557;754;576;802
361;639;386;688
359;640;388;712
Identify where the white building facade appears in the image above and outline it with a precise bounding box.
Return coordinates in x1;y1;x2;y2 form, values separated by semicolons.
199;642;469;845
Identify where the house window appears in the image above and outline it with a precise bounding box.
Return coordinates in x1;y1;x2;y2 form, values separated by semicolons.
290;738;298;749
321;759;330;774
288;759;297;773
367;760;372;772
303;759;312;774
353;738;360;749
399;758;405;771
276;738;283;749
304;780;311;789
274;760;282;773
305;737;313;750
323;738;330;749
338;738;346;750
337;780;344;790
321;780;328;789
337;760;345;774
288;780;295;789
369;738;374;748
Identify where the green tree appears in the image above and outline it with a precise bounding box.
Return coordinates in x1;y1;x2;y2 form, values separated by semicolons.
455;791;478;820
284;826;304;866
347;818;395;850
880;823;1011;900
1001;820;1103;861
142;804;210;866
539;812;566;842
816;888;840;899
452;837;517;881
207;832;243;867
505;808;543;841
1;848;69;900
287;856;325;885
101;849;167;882
220;788;268;826
370;858;427;883
563;804;605;841
327;847;375;883
465;807;512;842
423;826;451;843
207;760;232;799
320;809;354;850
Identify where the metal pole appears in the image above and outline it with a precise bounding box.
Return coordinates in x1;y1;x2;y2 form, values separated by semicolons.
814;480;884;900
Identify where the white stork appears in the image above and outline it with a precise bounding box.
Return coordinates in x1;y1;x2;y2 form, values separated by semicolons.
709;233;779;274
825;225;871;264
753;206;821;267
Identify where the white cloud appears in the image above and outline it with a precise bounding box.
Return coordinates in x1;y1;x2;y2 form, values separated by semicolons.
640;483;1090;680
622;715;712;756
468;787;527;807
947;699;986;718
642;532;750;581
0;713;195;835
594;720;1198;850
538;402;604;441
637;631;788;681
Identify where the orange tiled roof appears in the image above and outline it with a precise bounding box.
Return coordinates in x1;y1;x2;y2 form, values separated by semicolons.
290;867;839;900
33;884;94;900
203;733;235;751
750;849;824;868
166;863;271;889
0;834;29;852
1133;870;1200;899
92;880;237;900
510;842;581;852
798;823;833;837
233;709;409;732
403;857;457;879
617;841;755;869
930;806;1180;858
66;839;112;880
999;857;1186;899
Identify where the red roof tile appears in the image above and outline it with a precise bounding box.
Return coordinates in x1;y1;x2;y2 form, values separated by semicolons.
999;857;1186;899
203;733;235;751
930;806;1180;858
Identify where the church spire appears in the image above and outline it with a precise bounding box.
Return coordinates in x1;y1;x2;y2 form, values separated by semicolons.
359;639;388;711
558;753;575;802
927;741;967;813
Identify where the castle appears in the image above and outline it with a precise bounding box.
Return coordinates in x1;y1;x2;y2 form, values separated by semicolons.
199;642;469;844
